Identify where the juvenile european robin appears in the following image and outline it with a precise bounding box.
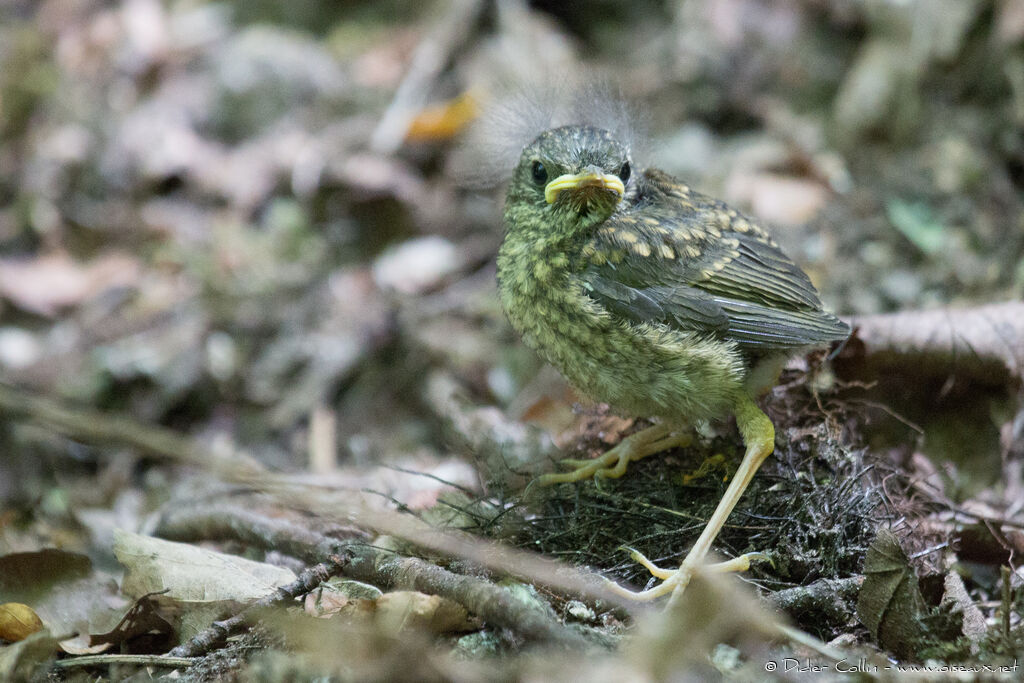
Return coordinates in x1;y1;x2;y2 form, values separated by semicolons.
496;124;849;603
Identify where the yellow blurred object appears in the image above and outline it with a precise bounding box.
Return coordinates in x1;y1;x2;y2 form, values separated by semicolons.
406;91;479;142
0;602;44;642
680;453;731;485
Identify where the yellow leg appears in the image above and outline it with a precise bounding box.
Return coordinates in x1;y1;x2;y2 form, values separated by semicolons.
620;546;771;580
603;394;775;603
538;424;691;485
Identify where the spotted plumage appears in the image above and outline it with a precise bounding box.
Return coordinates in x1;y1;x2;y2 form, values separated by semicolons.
497;125;848;426
495;121;850;602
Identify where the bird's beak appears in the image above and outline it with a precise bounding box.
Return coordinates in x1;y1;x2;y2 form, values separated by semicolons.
545;171;625;204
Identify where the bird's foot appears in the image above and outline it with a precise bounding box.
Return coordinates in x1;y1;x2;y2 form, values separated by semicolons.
680;452;733;485
603;547;770;602
537;424;690;485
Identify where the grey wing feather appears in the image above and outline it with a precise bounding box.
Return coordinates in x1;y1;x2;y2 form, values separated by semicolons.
578;177;849;351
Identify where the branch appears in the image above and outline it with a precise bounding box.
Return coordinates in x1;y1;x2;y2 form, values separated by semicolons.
0;381;264;477
51;655;197;671
154;506;596;650
168;554;349;658
844;301;1024;386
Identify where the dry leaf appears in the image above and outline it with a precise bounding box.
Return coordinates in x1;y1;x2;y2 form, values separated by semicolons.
406;91;479;142
113;529;296;603
60;593;174;655
0;549;126;651
0;549;92;600
306;589;476;634
856;529;925;659
371;236;466;295
0;603;44;642
940;572;986;652
725;172;829;226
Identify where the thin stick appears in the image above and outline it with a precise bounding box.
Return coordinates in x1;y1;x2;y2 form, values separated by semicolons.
0;381;264;476
168;554;350;658
52;654;196;670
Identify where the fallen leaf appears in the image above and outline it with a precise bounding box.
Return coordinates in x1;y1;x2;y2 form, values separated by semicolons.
856;529;925;659
374;591;475;634
0;549;126;650
60;593;174;655
0;603;44;642
113;529;296;603
304;578;381;618
886;199;947;255
372;235;466;295
0;549;92;601
940;572;986;652
725;172;829;226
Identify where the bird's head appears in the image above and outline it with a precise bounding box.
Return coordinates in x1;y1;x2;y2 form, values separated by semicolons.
505;125;634;237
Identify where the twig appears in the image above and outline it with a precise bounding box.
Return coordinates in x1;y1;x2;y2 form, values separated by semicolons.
168;554;350;658
0;381;264;477
258;480;634;609
154;506;596;650
52;654;196;670
1001;565;1012;642
769;576;862;621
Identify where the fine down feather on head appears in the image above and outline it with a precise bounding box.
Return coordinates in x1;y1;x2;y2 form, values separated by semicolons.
457;79;645;189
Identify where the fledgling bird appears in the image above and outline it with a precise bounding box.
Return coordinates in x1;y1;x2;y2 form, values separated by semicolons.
493;99;850;603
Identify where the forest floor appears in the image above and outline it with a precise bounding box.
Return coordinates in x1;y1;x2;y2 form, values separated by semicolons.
1;0;1023;680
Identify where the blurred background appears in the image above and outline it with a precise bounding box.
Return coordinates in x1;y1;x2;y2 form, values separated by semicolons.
1;0;1023;674
2;0;1021;475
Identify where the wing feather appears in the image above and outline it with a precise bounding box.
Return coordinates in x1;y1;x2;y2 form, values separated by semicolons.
576;170;849;352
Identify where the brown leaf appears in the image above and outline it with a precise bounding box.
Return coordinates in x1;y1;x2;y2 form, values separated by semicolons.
309;590;476;634
0;549;93;602
59;593;174;655
856;529;925;658
726;172;829;226
0;603;44;642
114;529;296;603
406;91;479;142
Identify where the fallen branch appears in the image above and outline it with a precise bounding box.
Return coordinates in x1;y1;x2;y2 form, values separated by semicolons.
51;654;197;671
844;301;1024;386
154;506;596;650
168;554;350;658
0;381;264;477
769;576;862;625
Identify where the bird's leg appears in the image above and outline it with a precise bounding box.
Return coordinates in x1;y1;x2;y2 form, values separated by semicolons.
603;393;775;603
538;423;691;485
619;546;771;579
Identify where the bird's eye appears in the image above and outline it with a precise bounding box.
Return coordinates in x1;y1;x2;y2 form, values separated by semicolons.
531;160;548;185
619;161;631;183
